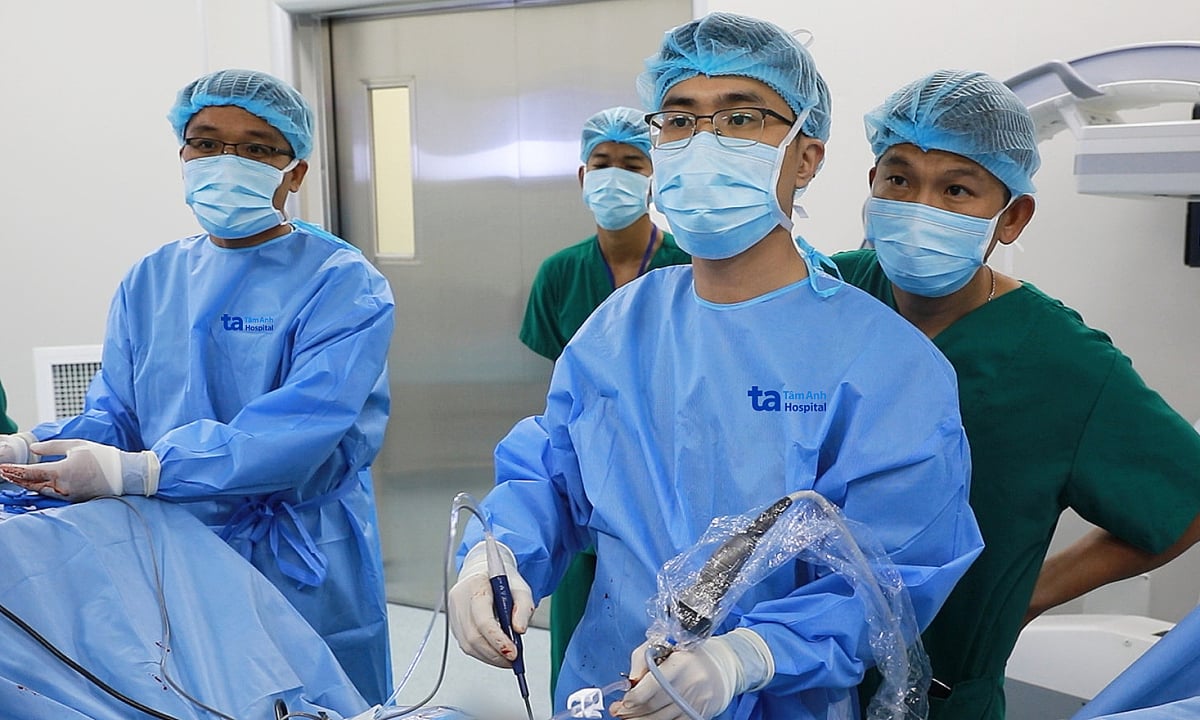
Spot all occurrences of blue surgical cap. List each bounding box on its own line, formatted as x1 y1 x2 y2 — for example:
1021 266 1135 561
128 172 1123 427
636 12 831 142
865 69 1040 196
580 107 652 163
167 69 315 160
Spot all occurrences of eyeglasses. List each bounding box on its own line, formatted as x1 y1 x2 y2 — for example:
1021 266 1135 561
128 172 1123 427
644 107 796 150
183 137 294 161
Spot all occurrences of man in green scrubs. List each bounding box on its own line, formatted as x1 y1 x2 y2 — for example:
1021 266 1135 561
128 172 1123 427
518 106 690 695
834 69 1200 720
520 106 690 361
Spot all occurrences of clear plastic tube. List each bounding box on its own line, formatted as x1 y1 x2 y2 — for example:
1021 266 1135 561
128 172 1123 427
375 493 491 720
643 645 704 720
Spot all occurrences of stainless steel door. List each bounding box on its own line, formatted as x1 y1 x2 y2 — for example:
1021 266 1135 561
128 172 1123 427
328 0 689 608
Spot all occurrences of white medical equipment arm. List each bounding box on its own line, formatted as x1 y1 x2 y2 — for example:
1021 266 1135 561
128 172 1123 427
1004 42 1200 199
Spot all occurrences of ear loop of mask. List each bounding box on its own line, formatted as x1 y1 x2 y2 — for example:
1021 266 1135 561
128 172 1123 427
791 28 816 48
773 107 839 298
787 107 819 221
768 107 813 234
277 157 302 222
788 23 820 221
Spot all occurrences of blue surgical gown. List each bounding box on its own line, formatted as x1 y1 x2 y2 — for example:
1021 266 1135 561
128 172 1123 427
32 220 394 705
1072 601 1200 720
470 266 983 720
0 494 369 719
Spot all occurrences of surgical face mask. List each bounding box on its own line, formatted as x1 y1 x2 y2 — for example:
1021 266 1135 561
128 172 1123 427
650 109 809 260
182 154 296 239
582 167 651 230
864 196 1011 297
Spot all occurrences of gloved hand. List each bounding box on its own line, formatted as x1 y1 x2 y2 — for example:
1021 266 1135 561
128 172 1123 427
0 438 160 501
448 539 535 667
611 628 775 720
0 433 40 465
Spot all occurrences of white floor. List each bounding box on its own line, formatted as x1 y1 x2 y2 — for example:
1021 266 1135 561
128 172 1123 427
384 603 554 720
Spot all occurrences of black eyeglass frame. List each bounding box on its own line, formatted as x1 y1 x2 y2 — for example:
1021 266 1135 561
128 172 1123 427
643 106 798 149
182 137 295 161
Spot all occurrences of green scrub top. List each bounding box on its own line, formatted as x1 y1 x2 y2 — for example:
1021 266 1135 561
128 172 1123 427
834 250 1200 720
0 379 16 435
519 228 689 696
519 230 689 361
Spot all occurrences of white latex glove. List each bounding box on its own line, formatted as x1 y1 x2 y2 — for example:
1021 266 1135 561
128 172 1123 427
0 433 40 465
0 438 160 501
448 540 535 667
611 628 775 720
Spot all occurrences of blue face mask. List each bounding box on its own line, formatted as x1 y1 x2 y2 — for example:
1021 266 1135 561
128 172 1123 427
183 155 296 239
864 196 1010 297
650 109 809 260
582 167 651 230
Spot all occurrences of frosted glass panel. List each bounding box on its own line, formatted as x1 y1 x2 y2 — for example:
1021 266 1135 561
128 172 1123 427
371 85 416 258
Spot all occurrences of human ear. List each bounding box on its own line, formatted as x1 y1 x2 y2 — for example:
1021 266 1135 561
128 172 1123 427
274 161 309 210
995 194 1035 245
792 137 825 188
287 160 309 192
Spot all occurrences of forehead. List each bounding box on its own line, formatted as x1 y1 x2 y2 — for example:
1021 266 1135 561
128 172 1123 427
184 105 286 142
660 75 788 113
879 144 998 181
587 141 649 164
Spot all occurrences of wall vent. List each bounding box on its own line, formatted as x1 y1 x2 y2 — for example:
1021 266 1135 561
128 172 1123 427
33 345 103 424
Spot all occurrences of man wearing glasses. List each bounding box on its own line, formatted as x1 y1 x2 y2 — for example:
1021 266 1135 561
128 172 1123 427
0 69 395 705
447 13 982 720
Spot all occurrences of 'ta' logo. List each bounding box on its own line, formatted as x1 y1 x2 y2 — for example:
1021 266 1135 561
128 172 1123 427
221 314 245 331
747 385 782 412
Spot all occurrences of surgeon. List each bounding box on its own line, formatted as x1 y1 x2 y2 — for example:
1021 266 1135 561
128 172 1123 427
446 13 984 720
520 106 690 697
0 69 395 705
831 69 1200 720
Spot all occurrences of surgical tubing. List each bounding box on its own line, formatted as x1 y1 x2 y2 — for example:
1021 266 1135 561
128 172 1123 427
645 490 930 720
644 644 704 720
376 492 491 720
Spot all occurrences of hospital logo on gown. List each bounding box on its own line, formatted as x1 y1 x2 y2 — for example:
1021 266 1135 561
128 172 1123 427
747 386 828 413
221 313 276 333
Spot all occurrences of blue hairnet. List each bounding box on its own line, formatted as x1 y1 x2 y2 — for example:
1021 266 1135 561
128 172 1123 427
168 69 314 160
865 69 1040 196
580 107 651 163
636 12 831 142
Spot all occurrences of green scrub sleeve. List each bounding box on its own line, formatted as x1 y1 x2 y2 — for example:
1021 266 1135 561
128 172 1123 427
520 267 568 361
1066 351 1200 554
0 380 17 434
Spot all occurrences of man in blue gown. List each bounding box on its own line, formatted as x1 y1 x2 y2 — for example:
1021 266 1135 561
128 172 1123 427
0 69 394 705
444 12 984 720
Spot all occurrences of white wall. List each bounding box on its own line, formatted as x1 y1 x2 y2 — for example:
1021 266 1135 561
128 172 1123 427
2 0 1198 618
0 0 283 426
